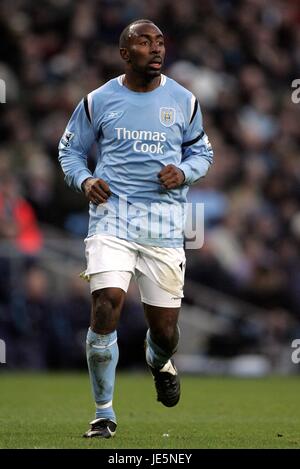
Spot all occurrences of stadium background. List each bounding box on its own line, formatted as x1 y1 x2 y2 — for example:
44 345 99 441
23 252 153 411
0 0 300 378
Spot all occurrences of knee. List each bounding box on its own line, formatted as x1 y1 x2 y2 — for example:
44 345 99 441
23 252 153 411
93 290 114 316
151 323 179 353
91 289 123 334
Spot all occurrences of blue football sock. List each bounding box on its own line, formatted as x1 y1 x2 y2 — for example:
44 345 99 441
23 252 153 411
145 327 179 369
86 328 118 423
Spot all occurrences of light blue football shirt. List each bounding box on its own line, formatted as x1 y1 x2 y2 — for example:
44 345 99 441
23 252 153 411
58 74 213 247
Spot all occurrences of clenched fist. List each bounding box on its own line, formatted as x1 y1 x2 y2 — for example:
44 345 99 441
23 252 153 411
158 164 185 190
82 177 112 204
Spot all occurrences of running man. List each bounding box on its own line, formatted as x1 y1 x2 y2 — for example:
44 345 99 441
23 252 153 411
58 19 213 439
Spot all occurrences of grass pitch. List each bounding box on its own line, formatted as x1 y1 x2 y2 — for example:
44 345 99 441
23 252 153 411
0 372 299 449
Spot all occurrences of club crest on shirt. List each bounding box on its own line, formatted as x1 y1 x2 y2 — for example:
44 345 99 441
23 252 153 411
159 107 176 127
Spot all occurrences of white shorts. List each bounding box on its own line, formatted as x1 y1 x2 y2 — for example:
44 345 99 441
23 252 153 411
82 234 186 308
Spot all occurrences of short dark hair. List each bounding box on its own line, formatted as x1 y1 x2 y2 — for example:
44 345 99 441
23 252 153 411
119 19 155 49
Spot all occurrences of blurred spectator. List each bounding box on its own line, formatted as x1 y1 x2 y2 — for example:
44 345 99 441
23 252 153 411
0 174 43 255
48 274 90 369
6 265 52 369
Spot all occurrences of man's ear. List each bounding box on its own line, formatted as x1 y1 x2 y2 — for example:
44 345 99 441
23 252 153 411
120 48 130 62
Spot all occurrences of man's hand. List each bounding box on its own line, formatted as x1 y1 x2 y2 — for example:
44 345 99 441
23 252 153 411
82 177 112 204
158 165 185 190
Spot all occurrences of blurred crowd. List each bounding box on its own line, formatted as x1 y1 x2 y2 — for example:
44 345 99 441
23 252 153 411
0 0 300 369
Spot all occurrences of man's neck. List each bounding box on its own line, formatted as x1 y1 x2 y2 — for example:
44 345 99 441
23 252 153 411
123 72 161 92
